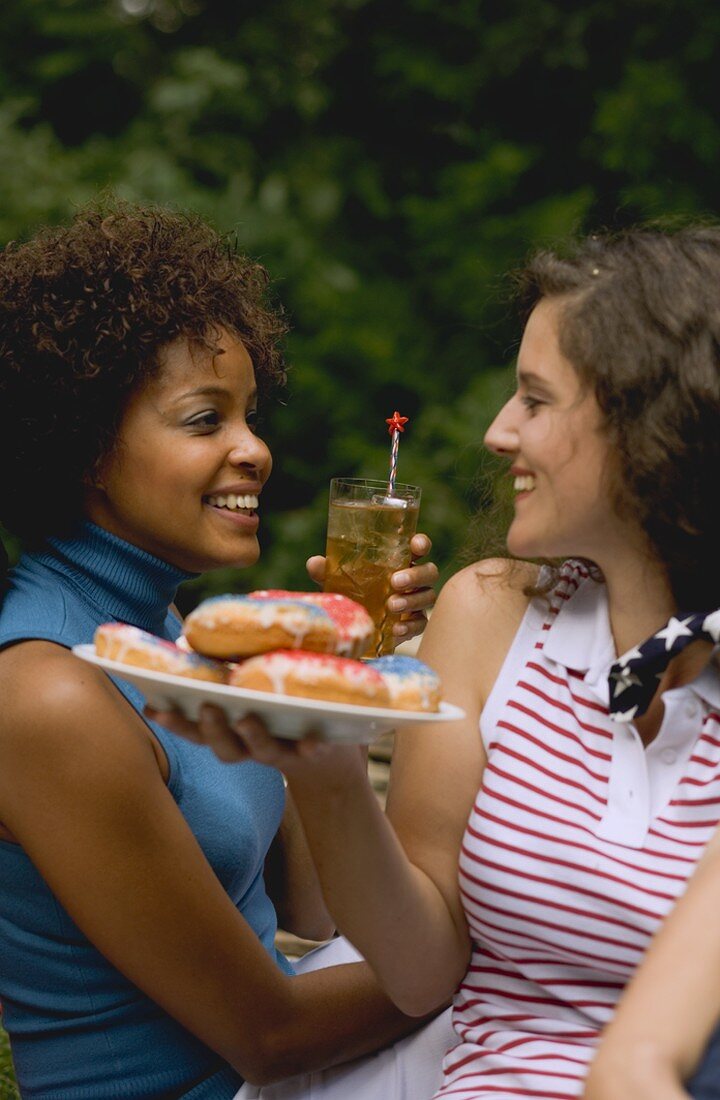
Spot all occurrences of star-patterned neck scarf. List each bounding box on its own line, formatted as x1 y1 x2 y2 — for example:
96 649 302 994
608 610 720 723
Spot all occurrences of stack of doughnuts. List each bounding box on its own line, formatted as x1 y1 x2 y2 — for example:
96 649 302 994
94 592 442 712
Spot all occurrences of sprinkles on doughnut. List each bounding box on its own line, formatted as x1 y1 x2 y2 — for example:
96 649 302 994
95 624 228 683
366 655 441 712
229 650 391 708
252 591 374 658
183 594 338 660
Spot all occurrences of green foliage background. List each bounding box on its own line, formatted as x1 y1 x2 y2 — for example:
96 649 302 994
3 0 719 606
1 0 720 1087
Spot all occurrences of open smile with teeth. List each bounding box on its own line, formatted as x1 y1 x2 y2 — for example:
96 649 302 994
205 493 259 512
513 475 536 493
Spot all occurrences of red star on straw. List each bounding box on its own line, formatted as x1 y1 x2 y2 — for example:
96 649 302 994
386 411 409 435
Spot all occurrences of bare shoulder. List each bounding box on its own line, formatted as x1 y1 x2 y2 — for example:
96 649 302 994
417 558 538 707
442 556 537 604
426 557 538 643
0 640 158 771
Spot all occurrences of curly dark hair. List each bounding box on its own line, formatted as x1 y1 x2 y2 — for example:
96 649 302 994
514 225 720 610
0 199 287 545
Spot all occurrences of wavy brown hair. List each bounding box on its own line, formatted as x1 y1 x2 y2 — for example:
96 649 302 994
0 199 287 546
490 225 720 609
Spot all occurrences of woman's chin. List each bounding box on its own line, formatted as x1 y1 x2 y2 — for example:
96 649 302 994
186 538 261 574
506 527 539 560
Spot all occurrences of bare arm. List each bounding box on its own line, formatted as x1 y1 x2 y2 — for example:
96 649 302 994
263 788 335 941
584 831 720 1100
205 560 533 1015
0 643 430 1086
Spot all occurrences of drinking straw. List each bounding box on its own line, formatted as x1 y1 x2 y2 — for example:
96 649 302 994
385 411 409 497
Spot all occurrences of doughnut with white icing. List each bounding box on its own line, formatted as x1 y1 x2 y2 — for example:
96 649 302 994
95 623 228 683
229 649 391 708
184 595 338 660
252 590 374 658
366 655 441 712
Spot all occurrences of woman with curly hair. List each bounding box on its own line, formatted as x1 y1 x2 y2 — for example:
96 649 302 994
0 201 450 1100
172 226 720 1099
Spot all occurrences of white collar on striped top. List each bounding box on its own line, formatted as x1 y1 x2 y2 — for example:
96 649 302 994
541 572 720 714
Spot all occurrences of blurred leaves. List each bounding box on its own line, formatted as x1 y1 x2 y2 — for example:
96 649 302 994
1 0 719 600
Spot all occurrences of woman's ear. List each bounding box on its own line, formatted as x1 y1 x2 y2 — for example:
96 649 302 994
83 447 113 492
82 470 105 492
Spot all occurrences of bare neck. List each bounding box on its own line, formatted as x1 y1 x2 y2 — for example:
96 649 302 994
601 552 676 658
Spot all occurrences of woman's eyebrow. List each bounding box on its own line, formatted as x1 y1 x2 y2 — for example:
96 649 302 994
172 385 258 403
516 368 552 390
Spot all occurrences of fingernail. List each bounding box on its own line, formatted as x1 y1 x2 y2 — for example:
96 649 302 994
394 624 408 636
393 572 409 588
389 597 407 612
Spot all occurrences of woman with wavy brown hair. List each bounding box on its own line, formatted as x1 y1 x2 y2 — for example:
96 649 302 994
0 201 448 1100
170 225 720 1099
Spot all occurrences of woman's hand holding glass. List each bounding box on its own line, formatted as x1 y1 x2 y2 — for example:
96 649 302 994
307 532 437 643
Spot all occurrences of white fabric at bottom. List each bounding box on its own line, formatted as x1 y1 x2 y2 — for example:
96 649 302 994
234 937 456 1100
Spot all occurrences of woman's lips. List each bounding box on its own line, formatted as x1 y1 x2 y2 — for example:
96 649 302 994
205 502 259 530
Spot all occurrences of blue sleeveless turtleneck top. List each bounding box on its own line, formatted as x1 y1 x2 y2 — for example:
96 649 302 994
0 523 293 1100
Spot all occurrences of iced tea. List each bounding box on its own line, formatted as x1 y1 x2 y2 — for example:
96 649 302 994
324 479 421 656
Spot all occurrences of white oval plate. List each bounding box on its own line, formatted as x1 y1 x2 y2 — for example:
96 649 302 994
72 644 466 744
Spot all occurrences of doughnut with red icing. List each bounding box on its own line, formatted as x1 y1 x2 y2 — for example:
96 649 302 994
366 655 441 712
228 649 390 708
184 595 338 660
252 590 373 658
94 623 228 683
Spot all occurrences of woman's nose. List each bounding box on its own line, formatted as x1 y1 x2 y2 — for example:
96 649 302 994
484 398 519 456
227 429 272 478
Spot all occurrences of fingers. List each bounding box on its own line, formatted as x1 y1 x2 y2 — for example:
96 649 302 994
200 704 254 763
305 555 326 586
387 555 438 644
388 584 436 616
409 532 432 559
144 702 322 768
235 718 326 768
391 560 438 596
145 702 252 763
144 705 205 744
393 611 428 640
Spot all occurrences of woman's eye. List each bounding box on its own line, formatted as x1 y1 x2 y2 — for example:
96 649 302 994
186 410 220 430
520 394 543 412
246 409 263 433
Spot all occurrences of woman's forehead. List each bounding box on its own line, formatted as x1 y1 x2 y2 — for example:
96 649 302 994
154 331 255 394
518 300 577 383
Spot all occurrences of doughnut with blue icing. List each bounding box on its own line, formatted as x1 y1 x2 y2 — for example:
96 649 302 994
252 590 374 658
366 655 441 712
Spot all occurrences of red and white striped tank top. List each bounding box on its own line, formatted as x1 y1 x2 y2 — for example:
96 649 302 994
435 561 720 1099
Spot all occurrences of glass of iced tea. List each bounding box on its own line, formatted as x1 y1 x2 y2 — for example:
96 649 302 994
324 478 422 657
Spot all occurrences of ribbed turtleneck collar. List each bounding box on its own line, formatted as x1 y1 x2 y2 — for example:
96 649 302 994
32 522 197 636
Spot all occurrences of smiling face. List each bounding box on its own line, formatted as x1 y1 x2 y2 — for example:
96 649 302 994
84 330 272 573
484 297 643 566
